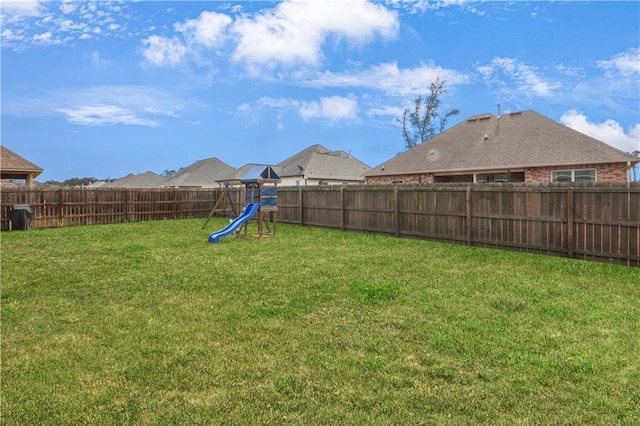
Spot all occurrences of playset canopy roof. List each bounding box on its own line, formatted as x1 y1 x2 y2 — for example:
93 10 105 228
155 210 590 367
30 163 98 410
240 166 281 184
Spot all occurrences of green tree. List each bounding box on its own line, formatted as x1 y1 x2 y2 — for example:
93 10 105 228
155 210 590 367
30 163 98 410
161 169 177 178
398 77 459 150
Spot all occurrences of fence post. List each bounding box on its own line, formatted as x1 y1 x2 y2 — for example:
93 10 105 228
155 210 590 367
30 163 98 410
394 186 400 237
173 188 179 220
123 189 129 223
340 186 345 230
298 187 303 225
58 188 64 228
466 186 472 245
567 188 574 258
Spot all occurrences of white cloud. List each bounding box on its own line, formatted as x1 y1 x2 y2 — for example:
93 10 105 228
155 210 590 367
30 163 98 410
174 10 231 48
232 0 398 70
141 35 187 67
3 85 193 127
1 28 23 42
59 0 77 15
597 47 640 76
246 94 359 123
560 110 640 153
298 95 359 122
0 0 43 18
258 97 294 109
367 105 404 118
89 51 108 67
1 0 127 50
386 0 484 16
56 104 160 127
32 31 55 45
478 57 560 98
306 61 469 95
142 10 231 67
140 1 397 71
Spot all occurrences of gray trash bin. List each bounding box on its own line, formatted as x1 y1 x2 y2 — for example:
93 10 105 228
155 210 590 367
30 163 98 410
9 204 33 230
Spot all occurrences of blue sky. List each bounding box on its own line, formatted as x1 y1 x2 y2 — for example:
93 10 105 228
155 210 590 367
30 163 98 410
2 0 639 182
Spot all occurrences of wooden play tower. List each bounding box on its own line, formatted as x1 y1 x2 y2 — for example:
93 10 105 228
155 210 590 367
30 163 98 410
239 166 280 238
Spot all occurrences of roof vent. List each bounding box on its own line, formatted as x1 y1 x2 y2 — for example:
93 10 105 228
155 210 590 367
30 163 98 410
483 134 488 140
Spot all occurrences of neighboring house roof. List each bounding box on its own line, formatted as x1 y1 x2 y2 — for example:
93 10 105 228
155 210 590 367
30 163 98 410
277 144 370 181
161 157 235 187
103 171 165 188
366 110 639 177
0 145 43 180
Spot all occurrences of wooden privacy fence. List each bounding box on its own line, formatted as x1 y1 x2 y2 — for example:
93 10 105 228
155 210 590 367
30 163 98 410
2 184 639 266
0 187 240 230
277 184 640 266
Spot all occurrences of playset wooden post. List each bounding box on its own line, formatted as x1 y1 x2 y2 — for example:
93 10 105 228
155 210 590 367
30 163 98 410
201 183 238 230
239 166 280 238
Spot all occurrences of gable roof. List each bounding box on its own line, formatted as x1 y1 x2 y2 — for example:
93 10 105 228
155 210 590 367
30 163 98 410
161 157 235 187
103 171 165 188
240 165 281 183
277 144 370 181
366 110 638 177
216 163 270 184
277 144 331 176
0 145 43 179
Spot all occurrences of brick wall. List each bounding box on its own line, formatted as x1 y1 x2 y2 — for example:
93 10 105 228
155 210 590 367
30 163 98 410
366 162 631 185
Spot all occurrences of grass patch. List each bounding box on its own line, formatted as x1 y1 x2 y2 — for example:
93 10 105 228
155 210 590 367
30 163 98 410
2 219 639 424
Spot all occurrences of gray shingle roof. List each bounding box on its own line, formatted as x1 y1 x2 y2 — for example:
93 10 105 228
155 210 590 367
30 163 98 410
277 144 330 176
161 157 235 187
277 144 370 181
103 171 165 188
366 110 638 177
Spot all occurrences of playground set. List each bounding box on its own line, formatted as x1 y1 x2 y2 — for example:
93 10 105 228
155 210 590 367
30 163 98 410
205 166 280 243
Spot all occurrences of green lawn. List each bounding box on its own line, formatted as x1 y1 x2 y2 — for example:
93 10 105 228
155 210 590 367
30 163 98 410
1 219 639 425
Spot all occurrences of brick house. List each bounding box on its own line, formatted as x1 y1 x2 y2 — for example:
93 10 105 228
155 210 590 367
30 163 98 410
365 110 638 185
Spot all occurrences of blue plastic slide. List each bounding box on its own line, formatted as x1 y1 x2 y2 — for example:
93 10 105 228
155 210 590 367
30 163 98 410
208 203 260 243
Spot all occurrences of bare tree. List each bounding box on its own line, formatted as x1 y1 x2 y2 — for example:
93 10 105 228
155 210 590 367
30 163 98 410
398 77 459 150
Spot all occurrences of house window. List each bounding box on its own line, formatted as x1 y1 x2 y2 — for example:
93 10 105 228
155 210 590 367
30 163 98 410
551 169 596 183
475 173 511 183
434 174 473 183
574 169 596 182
